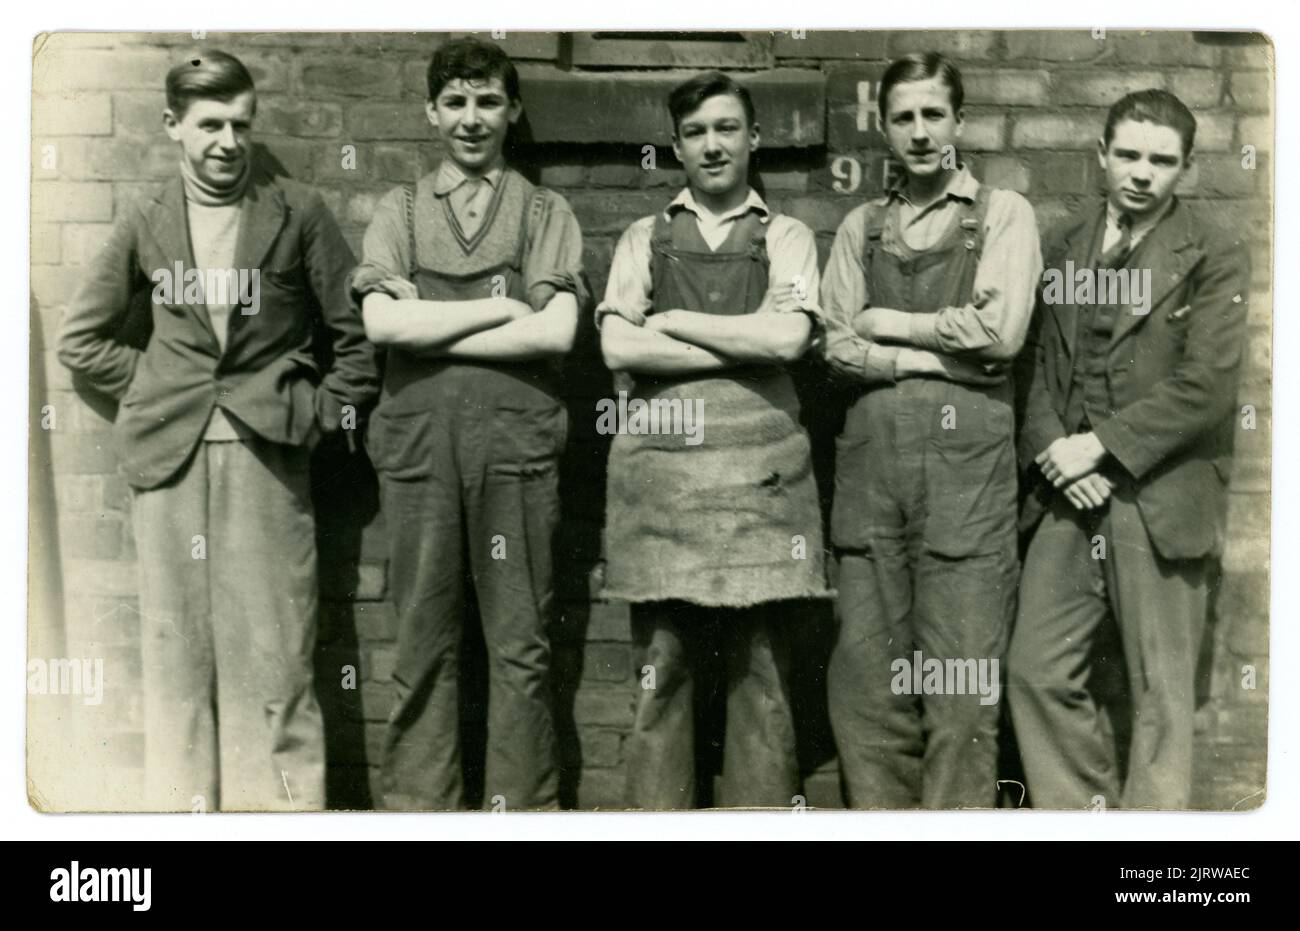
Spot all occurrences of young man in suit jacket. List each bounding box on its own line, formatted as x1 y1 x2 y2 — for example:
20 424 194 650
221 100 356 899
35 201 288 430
1009 89 1251 809
58 50 379 811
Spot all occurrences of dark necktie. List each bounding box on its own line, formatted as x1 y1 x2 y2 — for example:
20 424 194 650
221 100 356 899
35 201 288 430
1101 211 1133 268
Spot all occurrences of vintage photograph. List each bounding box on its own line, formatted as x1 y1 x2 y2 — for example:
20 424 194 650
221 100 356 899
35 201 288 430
27 28 1273 813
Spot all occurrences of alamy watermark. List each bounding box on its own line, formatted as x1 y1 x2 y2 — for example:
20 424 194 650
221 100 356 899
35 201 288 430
1041 262 1152 316
890 650 1000 706
151 263 261 315
595 391 704 446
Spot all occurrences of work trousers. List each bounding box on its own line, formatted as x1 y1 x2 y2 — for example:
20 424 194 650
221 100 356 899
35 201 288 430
624 600 801 809
133 437 324 812
1008 488 1207 810
373 386 564 811
827 379 1018 809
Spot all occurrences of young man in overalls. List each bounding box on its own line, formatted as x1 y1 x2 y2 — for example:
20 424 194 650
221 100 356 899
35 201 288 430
351 37 585 811
58 50 379 810
599 71 831 809
1009 90 1250 809
820 53 1043 808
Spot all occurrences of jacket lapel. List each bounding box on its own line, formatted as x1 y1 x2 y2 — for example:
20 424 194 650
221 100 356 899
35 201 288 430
1109 198 1203 349
1046 205 1105 361
141 176 219 348
232 167 288 275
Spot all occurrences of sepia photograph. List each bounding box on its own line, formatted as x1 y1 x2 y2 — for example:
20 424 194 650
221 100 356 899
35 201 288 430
26 25 1273 817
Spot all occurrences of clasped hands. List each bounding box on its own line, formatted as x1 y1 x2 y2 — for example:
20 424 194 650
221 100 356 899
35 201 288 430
1036 433 1113 511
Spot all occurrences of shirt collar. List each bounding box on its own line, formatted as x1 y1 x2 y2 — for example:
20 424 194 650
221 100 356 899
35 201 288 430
666 186 771 225
887 163 980 207
1106 196 1174 244
433 159 504 197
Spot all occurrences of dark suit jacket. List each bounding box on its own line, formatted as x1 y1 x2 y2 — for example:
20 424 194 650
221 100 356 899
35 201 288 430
1016 197 1251 560
58 162 380 490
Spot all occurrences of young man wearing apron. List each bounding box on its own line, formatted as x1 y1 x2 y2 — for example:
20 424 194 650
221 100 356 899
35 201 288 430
351 38 585 810
599 71 831 809
820 53 1043 808
58 51 379 810
1009 90 1250 809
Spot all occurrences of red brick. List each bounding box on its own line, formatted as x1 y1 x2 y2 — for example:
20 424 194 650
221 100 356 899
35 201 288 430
961 112 1006 152
354 601 397 641
1109 31 1219 67
353 682 395 722
298 58 402 99
887 30 998 61
568 192 666 236
33 92 113 136
31 266 79 308
583 644 631 683
254 98 344 138
587 162 644 189
32 223 61 265
345 102 432 141
521 67 824 148
578 729 623 768
1230 72 1272 114
575 766 626 809
582 601 631 642
573 687 634 728
1237 116 1271 153
362 645 397 683
1024 152 1092 196
964 69 1051 106
774 30 889 61
1182 155 1259 198
31 182 114 223
58 222 114 267
453 31 558 62
111 92 167 136
974 155 1030 195
757 169 808 193
1012 112 1105 150
34 46 172 93
781 196 855 235
1223 36 1274 70
1003 30 1108 63
1053 71 1165 107
1170 71 1225 109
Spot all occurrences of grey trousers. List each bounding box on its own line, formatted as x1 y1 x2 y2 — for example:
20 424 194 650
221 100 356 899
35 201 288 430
1008 487 1207 810
132 437 324 811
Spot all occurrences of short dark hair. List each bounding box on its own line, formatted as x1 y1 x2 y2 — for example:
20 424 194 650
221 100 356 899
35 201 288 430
1103 89 1197 157
879 52 964 118
426 37 520 102
165 50 256 119
667 71 756 135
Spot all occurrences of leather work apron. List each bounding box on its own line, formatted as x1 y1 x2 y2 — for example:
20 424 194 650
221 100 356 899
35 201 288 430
602 209 830 607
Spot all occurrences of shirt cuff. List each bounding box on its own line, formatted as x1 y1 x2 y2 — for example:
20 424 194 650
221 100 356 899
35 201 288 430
907 312 943 351
863 342 900 383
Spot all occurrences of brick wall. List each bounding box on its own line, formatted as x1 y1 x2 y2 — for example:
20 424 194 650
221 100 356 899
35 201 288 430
29 29 1272 810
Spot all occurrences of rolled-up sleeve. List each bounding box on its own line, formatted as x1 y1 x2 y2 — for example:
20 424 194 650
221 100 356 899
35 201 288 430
905 190 1043 362
348 186 409 304
524 190 587 312
763 216 824 339
820 204 899 385
595 216 655 329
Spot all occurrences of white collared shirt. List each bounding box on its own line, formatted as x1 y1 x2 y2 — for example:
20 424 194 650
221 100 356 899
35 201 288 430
1104 197 1174 254
666 186 770 252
